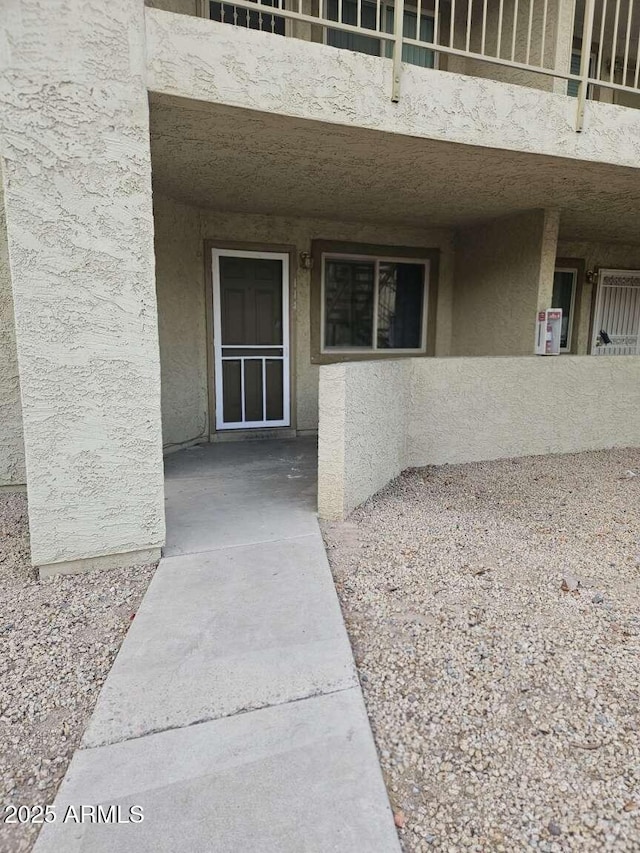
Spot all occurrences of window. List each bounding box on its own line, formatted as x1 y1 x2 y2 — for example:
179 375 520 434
567 48 595 98
322 254 428 352
209 0 285 35
384 6 435 68
552 267 578 351
325 0 381 55
326 1 436 68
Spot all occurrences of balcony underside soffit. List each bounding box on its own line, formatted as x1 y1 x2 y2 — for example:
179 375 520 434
150 93 640 244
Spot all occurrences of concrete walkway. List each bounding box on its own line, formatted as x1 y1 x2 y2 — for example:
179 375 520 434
35 438 400 853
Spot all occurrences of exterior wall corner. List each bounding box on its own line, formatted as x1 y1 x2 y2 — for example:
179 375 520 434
0 164 25 487
0 0 165 567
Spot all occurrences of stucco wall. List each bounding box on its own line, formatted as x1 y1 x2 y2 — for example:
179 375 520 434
452 209 559 356
318 355 640 517
153 193 454 444
154 196 208 447
407 356 640 466
0 0 165 570
318 360 411 519
145 8 640 170
0 170 25 486
557 240 640 355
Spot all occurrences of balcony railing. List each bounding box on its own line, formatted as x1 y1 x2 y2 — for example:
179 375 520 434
190 0 640 128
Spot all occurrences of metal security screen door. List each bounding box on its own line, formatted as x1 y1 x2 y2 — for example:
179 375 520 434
591 269 640 356
213 250 290 429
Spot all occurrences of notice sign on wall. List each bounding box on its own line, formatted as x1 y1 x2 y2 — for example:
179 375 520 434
535 309 563 355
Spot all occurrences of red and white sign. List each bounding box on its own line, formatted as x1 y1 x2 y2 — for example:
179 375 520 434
535 309 563 355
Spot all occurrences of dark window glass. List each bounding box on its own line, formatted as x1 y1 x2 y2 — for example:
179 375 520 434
324 259 375 348
210 0 285 35
568 51 594 99
567 51 581 97
377 262 424 349
384 8 435 67
326 0 380 55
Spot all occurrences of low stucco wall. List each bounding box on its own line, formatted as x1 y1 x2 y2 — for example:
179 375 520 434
318 355 640 518
318 361 411 519
407 356 640 465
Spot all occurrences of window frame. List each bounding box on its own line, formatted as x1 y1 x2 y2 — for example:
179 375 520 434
568 42 597 99
552 266 578 353
310 239 439 364
553 257 585 355
323 0 439 70
320 252 429 354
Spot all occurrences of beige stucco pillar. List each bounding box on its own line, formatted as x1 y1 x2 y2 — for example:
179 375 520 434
451 208 560 356
536 208 561 309
0 0 165 574
0 171 25 488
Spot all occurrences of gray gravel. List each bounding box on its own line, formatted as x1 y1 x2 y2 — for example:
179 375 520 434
323 448 640 853
0 492 156 853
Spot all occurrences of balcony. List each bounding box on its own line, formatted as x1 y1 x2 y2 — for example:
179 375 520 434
148 0 640 124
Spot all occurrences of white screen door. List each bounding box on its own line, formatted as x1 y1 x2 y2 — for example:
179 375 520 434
591 269 640 356
212 249 290 429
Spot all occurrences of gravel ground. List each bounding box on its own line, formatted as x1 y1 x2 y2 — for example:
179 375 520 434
0 492 157 853
322 448 640 853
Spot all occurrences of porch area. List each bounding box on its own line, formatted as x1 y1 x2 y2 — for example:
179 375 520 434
163 437 317 555
34 436 402 852
150 93 640 489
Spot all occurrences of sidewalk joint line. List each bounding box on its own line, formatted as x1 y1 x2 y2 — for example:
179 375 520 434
80 682 358 751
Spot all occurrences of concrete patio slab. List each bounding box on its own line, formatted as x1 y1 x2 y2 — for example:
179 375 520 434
163 437 318 556
163 436 317 483
82 534 357 748
34 690 400 853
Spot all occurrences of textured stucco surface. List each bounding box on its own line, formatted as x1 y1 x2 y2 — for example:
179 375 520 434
145 9 640 172
0 170 25 486
452 209 559 356
153 196 208 447
0 0 165 568
153 194 453 444
318 361 411 519
148 92 640 247
318 356 640 518
407 356 640 466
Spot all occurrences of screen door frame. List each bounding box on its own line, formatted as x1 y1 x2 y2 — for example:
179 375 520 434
212 248 291 430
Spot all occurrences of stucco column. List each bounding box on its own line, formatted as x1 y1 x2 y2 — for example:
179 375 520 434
0 0 165 574
452 208 560 356
536 208 561 309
